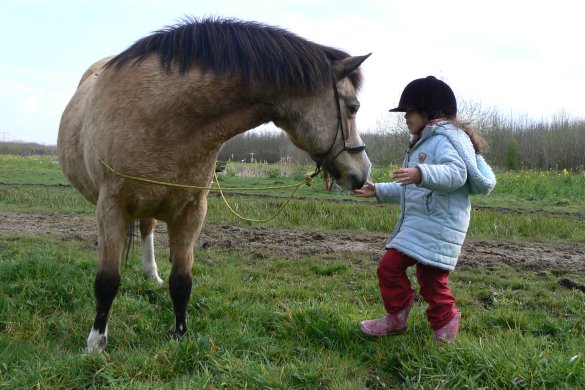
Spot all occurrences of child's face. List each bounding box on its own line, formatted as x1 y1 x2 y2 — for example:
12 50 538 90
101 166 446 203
404 109 426 134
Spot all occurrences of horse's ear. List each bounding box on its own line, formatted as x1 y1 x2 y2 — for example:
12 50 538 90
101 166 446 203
333 53 371 81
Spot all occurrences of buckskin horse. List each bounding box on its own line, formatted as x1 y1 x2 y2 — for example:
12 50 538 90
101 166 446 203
58 17 371 352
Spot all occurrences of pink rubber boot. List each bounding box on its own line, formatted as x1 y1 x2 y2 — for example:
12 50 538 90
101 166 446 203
433 311 461 343
360 294 415 337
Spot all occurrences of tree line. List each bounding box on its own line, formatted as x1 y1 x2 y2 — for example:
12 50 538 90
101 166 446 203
218 102 585 171
0 141 56 156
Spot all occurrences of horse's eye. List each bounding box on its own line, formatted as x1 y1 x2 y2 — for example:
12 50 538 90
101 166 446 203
348 104 360 116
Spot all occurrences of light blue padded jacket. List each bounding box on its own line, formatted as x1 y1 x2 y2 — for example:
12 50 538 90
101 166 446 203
375 121 496 271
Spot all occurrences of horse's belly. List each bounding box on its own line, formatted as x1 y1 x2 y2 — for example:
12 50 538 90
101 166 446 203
127 188 208 223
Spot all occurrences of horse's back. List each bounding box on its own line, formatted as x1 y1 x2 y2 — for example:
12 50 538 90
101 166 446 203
58 56 114 204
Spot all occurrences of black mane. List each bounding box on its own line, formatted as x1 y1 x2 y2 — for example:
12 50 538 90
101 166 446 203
106 17 362 92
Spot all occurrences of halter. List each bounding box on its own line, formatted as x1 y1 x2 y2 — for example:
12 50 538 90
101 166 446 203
311 74 366 178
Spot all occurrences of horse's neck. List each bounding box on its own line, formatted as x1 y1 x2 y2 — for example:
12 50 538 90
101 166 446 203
178 80 281 142
107 62 285 147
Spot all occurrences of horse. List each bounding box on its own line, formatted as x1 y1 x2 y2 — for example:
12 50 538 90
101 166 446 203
57 17 371 352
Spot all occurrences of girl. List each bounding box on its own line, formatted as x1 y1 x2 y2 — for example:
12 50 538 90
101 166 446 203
354 76 496 342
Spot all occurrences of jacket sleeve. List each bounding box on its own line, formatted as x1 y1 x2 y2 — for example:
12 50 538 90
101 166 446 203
417 136 467 192
375 182 401 203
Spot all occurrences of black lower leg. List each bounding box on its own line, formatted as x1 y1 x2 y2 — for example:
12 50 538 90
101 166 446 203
93 271 121 332
169 271 192 338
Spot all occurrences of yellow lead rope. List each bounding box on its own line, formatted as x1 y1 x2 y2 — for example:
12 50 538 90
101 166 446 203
213 171 311 222
84 114 315 222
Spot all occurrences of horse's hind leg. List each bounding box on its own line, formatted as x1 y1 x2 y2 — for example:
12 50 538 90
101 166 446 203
140 218 163 286
167 200 207 337
87 197 131 353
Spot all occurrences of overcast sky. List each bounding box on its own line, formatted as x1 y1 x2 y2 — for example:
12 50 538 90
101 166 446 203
1 0 583 145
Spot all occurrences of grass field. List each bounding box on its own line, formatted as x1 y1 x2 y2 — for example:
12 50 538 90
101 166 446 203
1 155 584 388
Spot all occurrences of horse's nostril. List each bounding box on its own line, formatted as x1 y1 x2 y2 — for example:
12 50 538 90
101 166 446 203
349 174 366 190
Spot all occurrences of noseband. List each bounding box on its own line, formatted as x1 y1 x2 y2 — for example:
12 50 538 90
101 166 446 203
312 74 366 178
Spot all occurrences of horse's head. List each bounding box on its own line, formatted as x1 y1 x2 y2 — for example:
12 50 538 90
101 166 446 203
273 54 372 190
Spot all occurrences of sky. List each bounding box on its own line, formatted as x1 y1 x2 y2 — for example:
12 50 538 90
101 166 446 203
1 0 584 145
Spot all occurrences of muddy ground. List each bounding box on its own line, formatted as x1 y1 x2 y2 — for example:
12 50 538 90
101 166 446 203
1 211 584 278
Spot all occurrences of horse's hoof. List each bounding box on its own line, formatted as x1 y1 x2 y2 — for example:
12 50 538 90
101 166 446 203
171 324 187 340
144 271 164 287
87 327 107 353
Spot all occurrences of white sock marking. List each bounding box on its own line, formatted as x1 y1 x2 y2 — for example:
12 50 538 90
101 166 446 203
142 233 163 286
87 325 108 353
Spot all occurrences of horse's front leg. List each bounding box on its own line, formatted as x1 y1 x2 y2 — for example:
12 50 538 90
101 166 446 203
87 196 131 353
167 199 207 338
140 218 163 286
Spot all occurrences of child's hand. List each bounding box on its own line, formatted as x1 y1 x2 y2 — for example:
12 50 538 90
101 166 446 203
353 179 375 197
392 167 422 186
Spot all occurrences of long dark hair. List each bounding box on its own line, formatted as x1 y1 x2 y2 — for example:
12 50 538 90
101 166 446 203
448 118 488 154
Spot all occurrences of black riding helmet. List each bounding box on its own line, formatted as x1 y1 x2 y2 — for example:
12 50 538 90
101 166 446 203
389 76 457 118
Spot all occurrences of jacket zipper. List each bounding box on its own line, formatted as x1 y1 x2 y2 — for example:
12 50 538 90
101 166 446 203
390 148 411 241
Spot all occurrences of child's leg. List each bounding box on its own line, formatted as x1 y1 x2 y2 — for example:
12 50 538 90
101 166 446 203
377 249 417 313
415 263 458 330
360 249 417 337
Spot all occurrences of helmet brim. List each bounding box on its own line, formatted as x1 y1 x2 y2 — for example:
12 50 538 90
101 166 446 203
388 106 408 112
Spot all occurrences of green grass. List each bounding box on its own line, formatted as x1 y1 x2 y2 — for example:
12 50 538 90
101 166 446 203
0 185 95 214
2 155 584 213
2 155 585 388
0 155 67 186
475 169 585 214
0 236 583 388
371 164 585 214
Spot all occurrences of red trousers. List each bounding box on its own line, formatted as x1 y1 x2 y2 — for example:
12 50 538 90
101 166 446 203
377 248 458 330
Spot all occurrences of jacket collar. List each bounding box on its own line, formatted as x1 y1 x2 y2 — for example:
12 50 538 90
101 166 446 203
408 120 450 151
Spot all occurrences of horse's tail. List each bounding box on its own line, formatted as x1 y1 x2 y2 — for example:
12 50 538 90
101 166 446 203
123 220 139 267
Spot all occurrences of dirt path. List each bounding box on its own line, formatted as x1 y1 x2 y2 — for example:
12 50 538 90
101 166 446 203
2 211 584 275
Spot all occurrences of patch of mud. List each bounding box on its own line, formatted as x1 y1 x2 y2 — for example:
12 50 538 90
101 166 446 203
1 211 584 274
